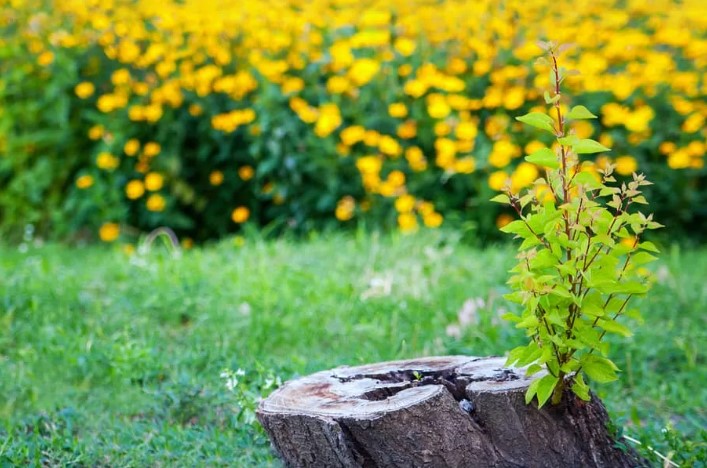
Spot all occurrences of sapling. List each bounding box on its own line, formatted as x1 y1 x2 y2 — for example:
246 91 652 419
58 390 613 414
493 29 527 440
495 42 662 407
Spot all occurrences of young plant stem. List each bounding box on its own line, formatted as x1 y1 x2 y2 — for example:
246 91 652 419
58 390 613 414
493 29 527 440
551 48 572 401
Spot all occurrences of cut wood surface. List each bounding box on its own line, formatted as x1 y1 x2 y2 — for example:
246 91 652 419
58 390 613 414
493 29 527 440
257 356 645 468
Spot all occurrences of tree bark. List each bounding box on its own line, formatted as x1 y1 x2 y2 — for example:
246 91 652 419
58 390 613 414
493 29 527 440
257 356 645 468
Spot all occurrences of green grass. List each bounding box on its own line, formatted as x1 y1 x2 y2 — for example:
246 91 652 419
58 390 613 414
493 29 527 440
1 231 705 466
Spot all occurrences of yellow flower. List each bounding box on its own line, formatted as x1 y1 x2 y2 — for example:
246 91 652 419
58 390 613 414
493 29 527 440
535 184 556 203
687 140 705 157
75 175 94 189
417 201 434 216
395 194 415 212
341 125 366 146
145 172 164 191
88 125 104 141
488 171 510 191
456 122 478 141
405 146 427 171
99 222 120 242
231 206 250 223
326 76 350 94
404 79 427 98
524 140 545 155
397 213 418 232
281 76 304 94
511 162 539 191
124 139 140 156
125 180 145 199
394 37 416 56
379 135 402 157
111 69 131 86
146 194 166 212
335 196 355 221
37 51 54 66
238 165 254 181
496 213 514 229
614 156 638 176
96 93 127 113
447 57 467 75
423 211 443 228
434 122 451 137
682 113 704 133
427 96 451 119
387 170 406 186
388 103 408 118
454 158 476 174
397 120 417 139
363 130 381 147
659 141 676 155
96 152 119 171
398 64 413 77
667 149 691 169
503 87 525 110
488 140 519 168
620 235 637 249
143 142 161 157
75 82 95 99
189 104 203 116
574 120 594 139
210 170 224 186
599 133 614 148
314 103 342 138
348 58 380 87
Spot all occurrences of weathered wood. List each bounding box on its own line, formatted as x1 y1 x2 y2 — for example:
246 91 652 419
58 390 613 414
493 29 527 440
257 356 645 468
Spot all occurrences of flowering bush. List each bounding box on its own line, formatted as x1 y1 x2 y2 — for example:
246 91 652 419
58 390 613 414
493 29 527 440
0 0 705 243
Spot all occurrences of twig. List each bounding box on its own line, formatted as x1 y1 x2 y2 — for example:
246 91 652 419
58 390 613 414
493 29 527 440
622 433 679 467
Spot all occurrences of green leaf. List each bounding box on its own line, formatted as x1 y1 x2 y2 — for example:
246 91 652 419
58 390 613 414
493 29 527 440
615 281 649 294
525 147 559 169
507 343 542 367
519 236 543 250
536 374 559 408
501 312 521 323
516 314 540 329
572 138 611 154
638 241 660 253
543 91 560 104
572 171 601 189
599 187 620 196
516 342 543 366
500 220 530 237
516 112 556 134
557 135 578 146
630 252 658 266
582 292 605 317
530 249 558 270
525 377 541 404
550 288 572 298
490 194 510 204
567 105 598 120
525 363 544 376
571 374 591 401
598 318 633 337
624 308 644 324
503 292 525 304
582 355 619 383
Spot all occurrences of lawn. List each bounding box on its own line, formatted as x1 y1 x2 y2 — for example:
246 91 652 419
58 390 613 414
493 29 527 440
1 231 705 466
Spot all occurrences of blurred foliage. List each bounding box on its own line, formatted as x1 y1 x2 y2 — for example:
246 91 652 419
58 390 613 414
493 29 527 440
0 0 705 244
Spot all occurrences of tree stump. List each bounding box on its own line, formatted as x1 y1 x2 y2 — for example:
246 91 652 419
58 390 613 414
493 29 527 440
256 356 645 467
